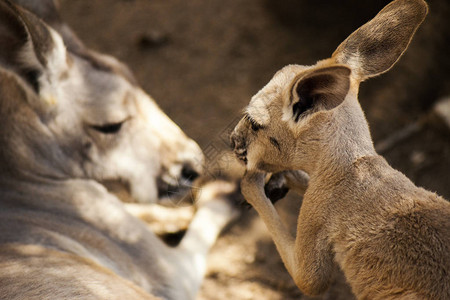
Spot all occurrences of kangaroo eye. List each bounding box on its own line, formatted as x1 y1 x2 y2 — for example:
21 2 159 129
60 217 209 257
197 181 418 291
245 114 262 132
91 122 124 134
251 121 262 132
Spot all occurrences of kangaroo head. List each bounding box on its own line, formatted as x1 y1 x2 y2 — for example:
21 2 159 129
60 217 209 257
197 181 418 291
0 0 203 203
231 0 427 175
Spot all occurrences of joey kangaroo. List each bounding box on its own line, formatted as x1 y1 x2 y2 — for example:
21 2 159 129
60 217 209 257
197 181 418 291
0 0 239 299
231 0 450 299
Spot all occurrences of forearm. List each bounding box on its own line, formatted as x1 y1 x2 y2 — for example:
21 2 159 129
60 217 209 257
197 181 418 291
241 171 296 276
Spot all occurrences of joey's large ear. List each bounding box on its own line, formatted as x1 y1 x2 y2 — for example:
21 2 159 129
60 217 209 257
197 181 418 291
332 0 428 81
0 0 66 92
289 66 351 122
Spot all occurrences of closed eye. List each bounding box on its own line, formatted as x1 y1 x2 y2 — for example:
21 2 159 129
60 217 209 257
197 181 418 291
245 114 263 131
90 121 124 134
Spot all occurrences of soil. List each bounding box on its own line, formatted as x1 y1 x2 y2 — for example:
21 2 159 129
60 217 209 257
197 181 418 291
59 1 450 299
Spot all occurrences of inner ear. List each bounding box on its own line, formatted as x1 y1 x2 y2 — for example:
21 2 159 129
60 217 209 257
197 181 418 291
0 1 55 91
291 66 351 121
13 0 87 55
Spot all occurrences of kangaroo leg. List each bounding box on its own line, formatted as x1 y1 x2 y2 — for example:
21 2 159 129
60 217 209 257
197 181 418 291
169 180 241 299
242 171 333 296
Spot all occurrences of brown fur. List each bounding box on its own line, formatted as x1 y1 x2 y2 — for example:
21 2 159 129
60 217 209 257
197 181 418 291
231 0 450 299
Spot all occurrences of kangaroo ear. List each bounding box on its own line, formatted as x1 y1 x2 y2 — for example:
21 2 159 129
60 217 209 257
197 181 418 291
332 0 428 81
0 0 66 93
10 0 61 25
11 0 86 54
290 66 351 122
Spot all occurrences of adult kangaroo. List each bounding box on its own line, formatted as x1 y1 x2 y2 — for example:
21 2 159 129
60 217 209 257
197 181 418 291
0 0 238 299
231 0 450 299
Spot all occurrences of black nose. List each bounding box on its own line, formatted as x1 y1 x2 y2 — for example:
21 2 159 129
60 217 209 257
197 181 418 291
230 133 245 151
230 135 236 149
181 164 200 182
230 132 242 150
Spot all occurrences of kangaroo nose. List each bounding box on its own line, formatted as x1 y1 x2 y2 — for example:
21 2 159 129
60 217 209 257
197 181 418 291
230 132 245 151
230 133 236 149
181 164 200 182
230 131 248 164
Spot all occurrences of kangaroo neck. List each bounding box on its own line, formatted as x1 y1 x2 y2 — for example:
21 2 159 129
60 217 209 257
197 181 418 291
311 100 374 175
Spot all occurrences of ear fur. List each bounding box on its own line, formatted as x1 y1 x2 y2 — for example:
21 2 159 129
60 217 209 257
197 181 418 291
290 65 351 122
0 0 58 91
332 0 428 81
11 0 61 25
11 0 86 54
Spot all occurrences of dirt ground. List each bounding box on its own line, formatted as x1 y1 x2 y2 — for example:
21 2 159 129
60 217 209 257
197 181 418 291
59 1 450 299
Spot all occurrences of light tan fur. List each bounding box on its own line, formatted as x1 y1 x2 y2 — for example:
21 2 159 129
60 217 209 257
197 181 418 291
0 1 239 299
231 0 450 299
125 204 195 235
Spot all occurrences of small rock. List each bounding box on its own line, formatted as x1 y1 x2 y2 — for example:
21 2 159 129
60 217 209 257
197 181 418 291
410 151 426 166
136 30 169 49
432 97 450 131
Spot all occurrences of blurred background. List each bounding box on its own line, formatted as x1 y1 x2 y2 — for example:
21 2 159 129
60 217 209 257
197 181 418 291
59 1 449 299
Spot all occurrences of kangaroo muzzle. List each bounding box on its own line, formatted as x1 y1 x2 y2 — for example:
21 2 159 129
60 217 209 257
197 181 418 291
230 121 249 164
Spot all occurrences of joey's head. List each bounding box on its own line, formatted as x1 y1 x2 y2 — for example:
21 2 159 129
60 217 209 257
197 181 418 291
231 0 428 174
231 64 352 173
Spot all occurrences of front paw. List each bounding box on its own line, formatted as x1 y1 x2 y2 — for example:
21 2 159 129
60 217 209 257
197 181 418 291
264 172 290 205
241 171 266 205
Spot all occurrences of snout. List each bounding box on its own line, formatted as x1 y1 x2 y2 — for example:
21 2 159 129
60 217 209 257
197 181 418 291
157 138 204 199
230 120 248 164
157 162 201 200
181 139 205 179
180 163 200 182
